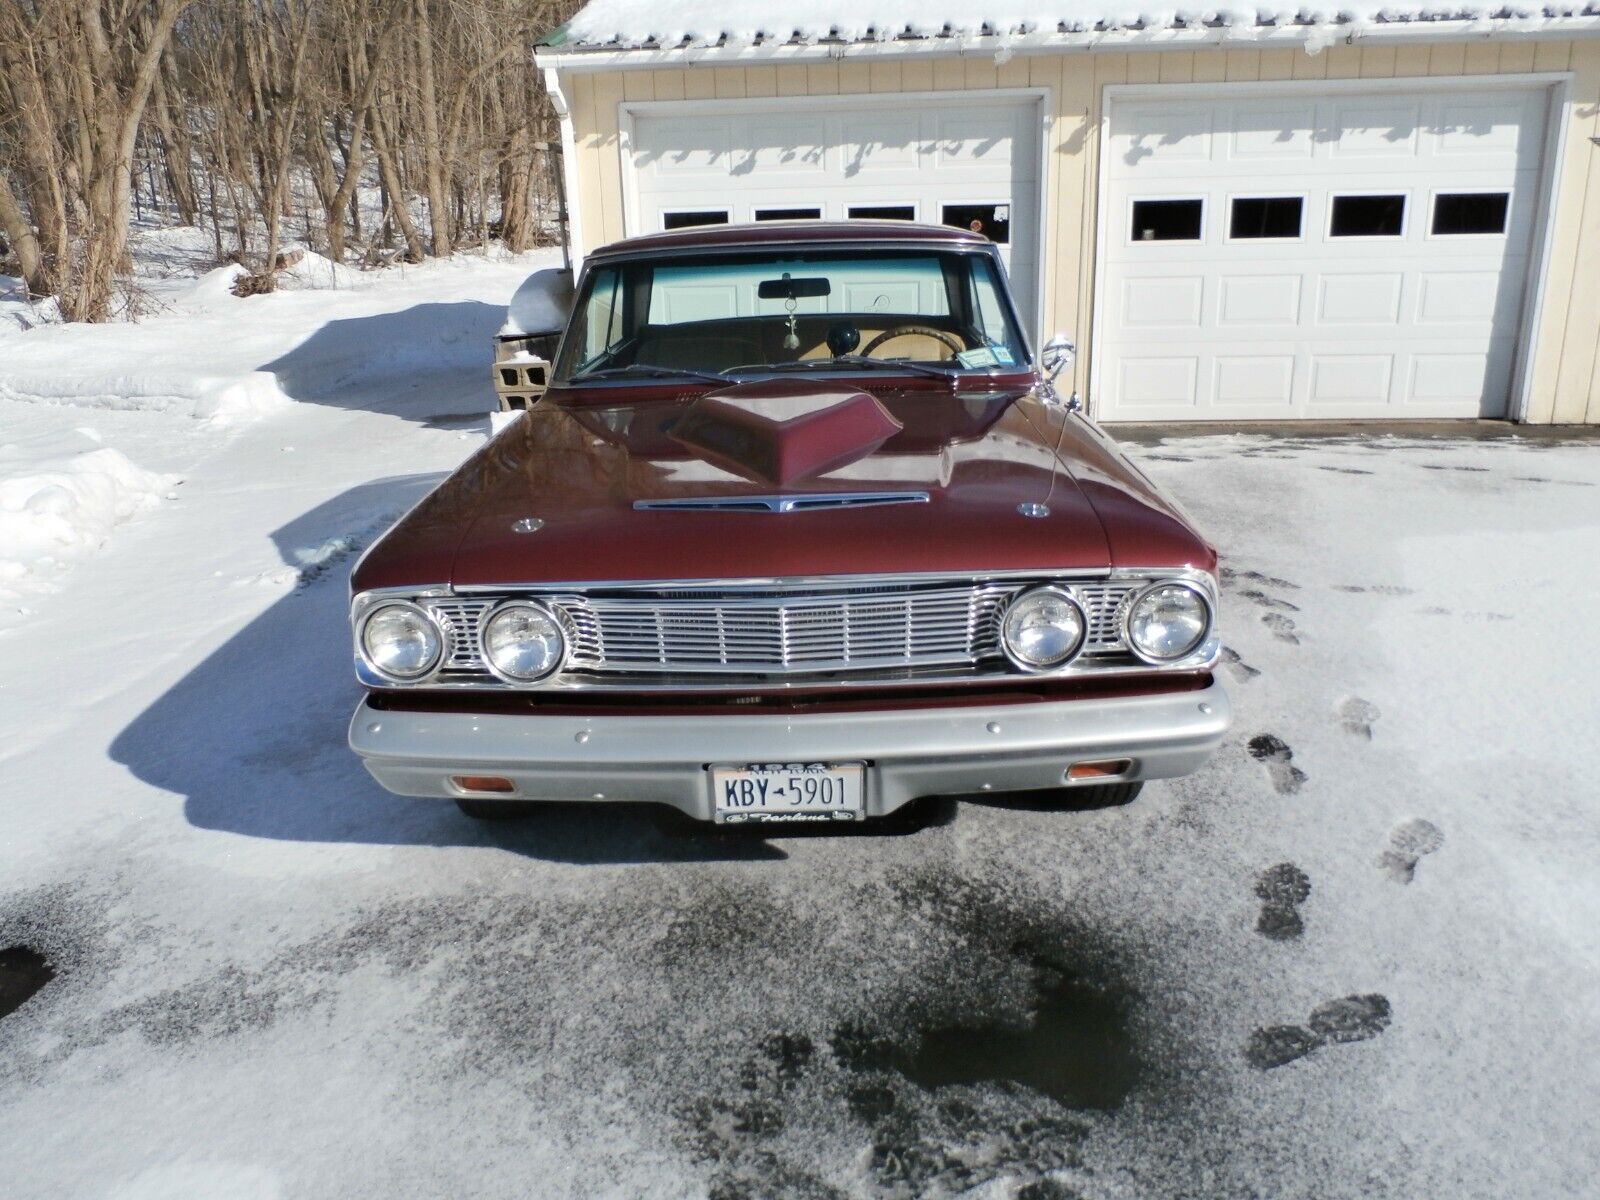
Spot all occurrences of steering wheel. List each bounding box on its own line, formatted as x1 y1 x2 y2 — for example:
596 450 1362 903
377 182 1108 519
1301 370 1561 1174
859 325 965 360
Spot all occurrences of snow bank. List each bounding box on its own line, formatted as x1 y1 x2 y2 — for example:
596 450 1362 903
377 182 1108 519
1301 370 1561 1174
0 370 287 425
564 0 1599 46
501 267 574 337
0 275 61 333
276 249 359 292
0 447 180 604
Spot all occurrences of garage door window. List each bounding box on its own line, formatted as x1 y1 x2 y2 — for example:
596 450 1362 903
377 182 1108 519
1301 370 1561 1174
1131 198 1203 243
1329 194 1405 238
850 204 916 221
754 206 822 221
943 203 1010 244
662 209 730 231
1229 196 1303 240
1431 192 1510 236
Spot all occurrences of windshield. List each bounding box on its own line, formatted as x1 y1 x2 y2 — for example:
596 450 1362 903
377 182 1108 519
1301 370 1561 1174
554 248 1029 383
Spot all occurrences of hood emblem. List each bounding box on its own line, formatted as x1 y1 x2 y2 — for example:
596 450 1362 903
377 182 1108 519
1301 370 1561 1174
1017 502 1050 519
511 517 545 533
668 382 903 487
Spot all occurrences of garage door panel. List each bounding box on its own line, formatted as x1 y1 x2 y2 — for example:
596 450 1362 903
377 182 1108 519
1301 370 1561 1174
1215 356 1296 405
1117 357 1200 408
1315 274 1406 326
1112 107 1212 165
1225 104 1317 160
838 112 921 172
1416 270 1511 324
1098 84 1547 421
1328 100 1423 158
1121 277 1204 327
1218 275 1302 326
1308 355 1396 406
933 110 1016 168
1433 96 1540 159
1409 352 1494 403
640 119 731 176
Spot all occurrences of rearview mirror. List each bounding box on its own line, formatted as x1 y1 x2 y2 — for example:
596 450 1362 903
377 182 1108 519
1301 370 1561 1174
1042 333 1076 382
758 274 831 300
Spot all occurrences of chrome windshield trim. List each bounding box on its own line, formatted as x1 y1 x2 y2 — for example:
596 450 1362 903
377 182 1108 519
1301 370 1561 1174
633 491 930 514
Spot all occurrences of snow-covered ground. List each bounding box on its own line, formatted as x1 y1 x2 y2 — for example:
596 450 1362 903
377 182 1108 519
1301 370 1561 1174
2 248 1599 1199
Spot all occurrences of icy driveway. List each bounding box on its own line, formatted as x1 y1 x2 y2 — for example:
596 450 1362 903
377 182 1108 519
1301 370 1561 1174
4 365 1600 1195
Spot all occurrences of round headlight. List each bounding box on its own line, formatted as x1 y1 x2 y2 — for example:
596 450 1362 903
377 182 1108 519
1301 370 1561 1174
1002 586 1087 672
1126 581 1211 663
360 602 443 680
482 602 567 683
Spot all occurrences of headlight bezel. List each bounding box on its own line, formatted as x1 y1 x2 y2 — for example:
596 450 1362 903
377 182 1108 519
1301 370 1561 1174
1000 584 1090 674
1123 578 1213 665
356 599 445 683
479 599 570 686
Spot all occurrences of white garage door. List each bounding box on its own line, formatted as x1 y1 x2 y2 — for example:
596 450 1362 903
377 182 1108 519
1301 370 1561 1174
1096 85 1552 421
627 97 1040 328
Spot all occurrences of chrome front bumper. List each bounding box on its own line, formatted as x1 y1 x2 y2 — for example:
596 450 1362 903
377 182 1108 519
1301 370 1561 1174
349 681 1230 819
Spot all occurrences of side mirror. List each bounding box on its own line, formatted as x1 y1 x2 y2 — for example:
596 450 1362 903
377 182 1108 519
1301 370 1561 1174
1041 333 1076 382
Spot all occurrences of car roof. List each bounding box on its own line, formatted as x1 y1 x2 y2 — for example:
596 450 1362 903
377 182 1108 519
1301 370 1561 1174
589 219 991 257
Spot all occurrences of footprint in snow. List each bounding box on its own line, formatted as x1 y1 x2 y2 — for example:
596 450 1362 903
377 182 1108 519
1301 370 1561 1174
1309 994 1393 1043
1240 589 1301 613
1220 646 1260 682
1248 734 1307 795
1339 698 1380 739
1220 567 1301 592
1245 994 1392 1070
1378 819 1444 884
1254 863 1311 941
1262 613 1301 644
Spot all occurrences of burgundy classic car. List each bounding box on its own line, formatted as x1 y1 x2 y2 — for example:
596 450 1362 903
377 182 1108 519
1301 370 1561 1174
348 221 1229 823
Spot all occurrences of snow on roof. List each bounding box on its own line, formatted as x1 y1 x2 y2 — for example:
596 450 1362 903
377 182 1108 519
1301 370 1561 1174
555 1 1600 50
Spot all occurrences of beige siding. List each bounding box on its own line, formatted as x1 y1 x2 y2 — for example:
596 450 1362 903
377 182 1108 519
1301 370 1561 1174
561 41 1600 423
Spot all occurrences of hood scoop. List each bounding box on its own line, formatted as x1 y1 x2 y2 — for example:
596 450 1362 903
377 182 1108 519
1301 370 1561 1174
667 379 903 486
636 491 929 514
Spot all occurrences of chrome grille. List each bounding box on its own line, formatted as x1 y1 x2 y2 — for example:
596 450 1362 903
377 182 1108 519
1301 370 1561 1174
423 579 1140 680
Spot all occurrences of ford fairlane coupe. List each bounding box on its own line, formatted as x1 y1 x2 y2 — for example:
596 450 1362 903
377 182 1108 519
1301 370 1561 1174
348 221 1229 823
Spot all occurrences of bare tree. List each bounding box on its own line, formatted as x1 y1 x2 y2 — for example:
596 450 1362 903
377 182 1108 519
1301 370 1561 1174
0 0 577 320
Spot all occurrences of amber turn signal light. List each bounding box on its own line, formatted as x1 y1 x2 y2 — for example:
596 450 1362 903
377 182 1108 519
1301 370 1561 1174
1067 759 1132 780
450 775 515 794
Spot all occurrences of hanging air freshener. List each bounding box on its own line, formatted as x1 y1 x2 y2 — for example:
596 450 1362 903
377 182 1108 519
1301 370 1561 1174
783 294 801 351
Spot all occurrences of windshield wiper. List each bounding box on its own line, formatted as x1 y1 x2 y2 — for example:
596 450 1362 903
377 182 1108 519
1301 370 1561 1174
725 356 958 382
571 364 730 386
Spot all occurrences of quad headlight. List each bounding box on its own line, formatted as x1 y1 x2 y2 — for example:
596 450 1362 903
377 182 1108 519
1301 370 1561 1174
1125 581 1212 664
1001 586 1088 672
358 601 443 681
481 601 567 683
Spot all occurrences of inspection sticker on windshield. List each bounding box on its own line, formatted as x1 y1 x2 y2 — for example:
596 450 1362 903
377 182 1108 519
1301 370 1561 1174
711 762 865 823
957 347 999 369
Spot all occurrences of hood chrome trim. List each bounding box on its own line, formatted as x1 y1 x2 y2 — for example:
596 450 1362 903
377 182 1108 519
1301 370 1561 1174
633 491 929 514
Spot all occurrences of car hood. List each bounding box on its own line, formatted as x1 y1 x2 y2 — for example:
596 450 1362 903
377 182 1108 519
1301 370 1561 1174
364 380 1112 589
432 382 1113 588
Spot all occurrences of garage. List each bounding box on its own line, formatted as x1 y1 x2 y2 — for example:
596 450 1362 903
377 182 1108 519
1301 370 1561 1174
1094 82 1556 421
624 95 1042 328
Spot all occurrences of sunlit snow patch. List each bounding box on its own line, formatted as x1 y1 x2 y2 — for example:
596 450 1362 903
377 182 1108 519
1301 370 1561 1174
0 447 181 605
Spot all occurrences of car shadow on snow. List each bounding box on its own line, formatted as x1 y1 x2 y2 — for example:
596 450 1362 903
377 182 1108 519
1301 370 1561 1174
107 476 791 864
257 301 505 424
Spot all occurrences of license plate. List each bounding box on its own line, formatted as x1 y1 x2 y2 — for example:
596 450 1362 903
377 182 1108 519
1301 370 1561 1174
710 762 865 824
